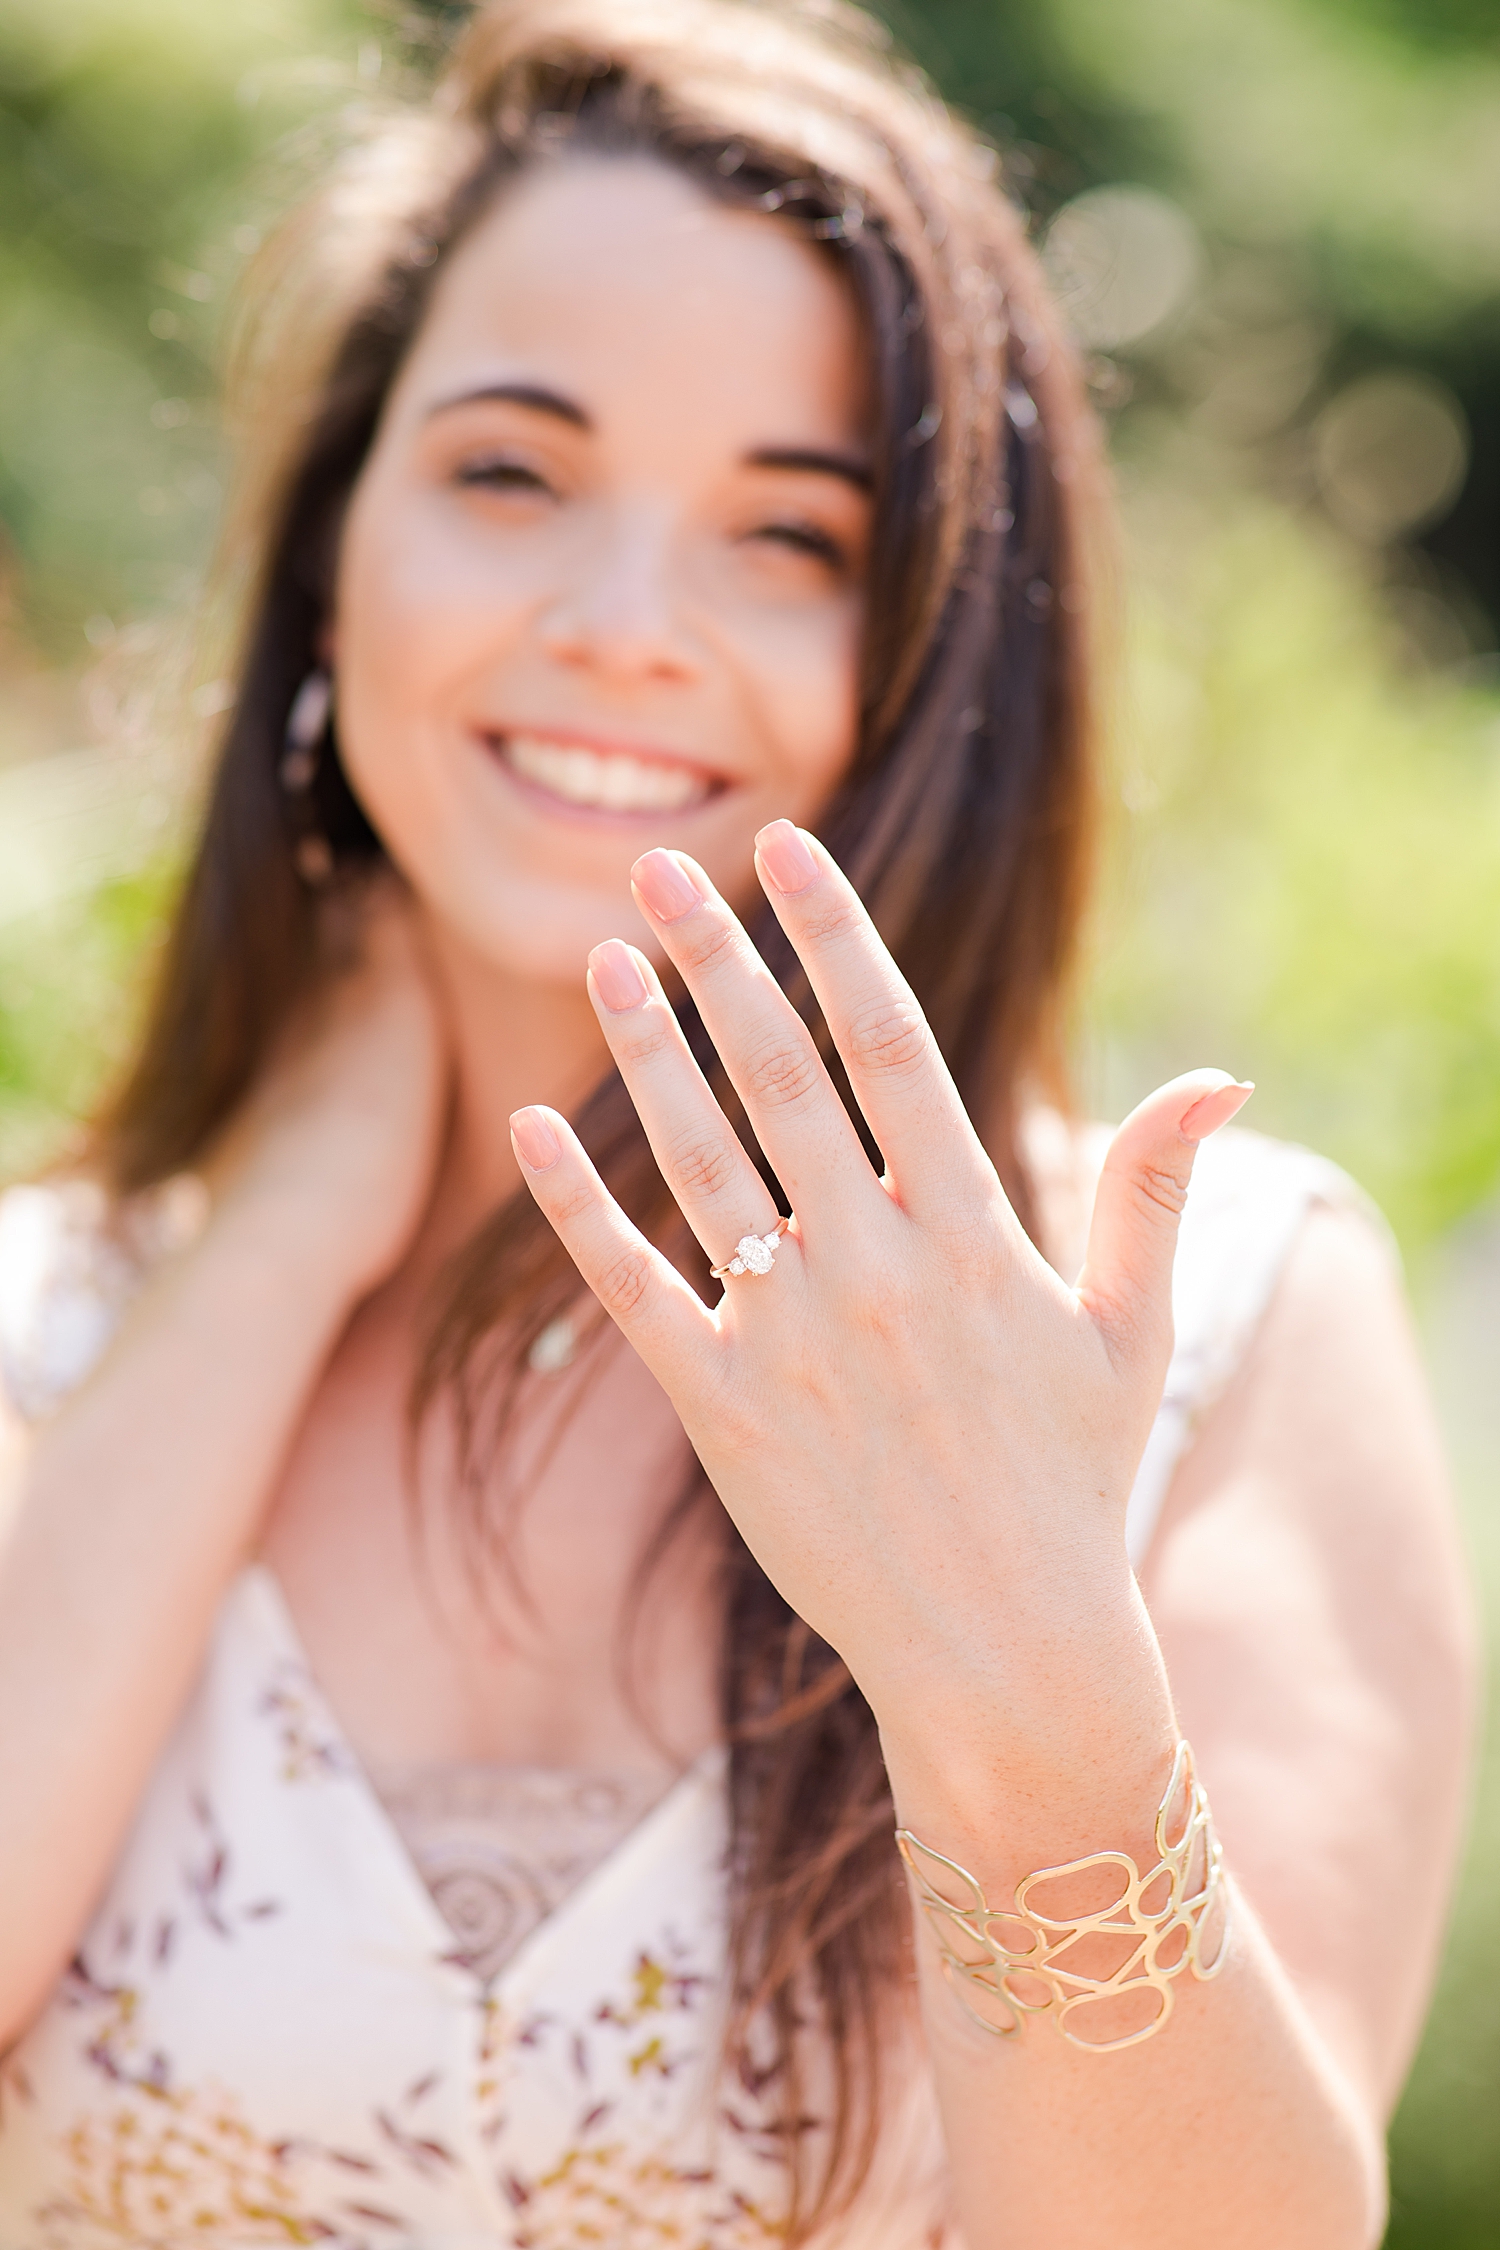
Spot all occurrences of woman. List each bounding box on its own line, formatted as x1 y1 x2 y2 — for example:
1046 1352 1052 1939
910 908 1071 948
0 2 1474 2244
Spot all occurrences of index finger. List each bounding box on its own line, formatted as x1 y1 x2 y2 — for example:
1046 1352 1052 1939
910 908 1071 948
752 821 1007 1232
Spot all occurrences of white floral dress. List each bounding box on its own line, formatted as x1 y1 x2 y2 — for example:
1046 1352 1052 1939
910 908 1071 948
0 1132 1370 2250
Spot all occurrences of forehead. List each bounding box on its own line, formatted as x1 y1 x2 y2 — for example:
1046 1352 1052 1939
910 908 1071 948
390 154 869 453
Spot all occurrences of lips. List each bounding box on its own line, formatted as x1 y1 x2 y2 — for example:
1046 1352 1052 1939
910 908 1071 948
493 732 720 816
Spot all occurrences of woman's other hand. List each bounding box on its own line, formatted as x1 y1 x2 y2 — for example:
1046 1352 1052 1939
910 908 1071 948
204 880 452 1307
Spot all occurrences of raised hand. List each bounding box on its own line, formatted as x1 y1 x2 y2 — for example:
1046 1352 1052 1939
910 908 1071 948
510 822 1249 1762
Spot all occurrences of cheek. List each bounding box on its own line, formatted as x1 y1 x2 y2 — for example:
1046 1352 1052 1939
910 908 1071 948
330 481 525 843
336 485 445 743
728 594 864 812
336 485 514 713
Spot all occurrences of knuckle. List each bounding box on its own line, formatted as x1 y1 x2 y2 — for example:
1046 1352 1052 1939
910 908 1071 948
925 1200 1006 1271
844 994 931 1081
846 1273 926 1347
1130 1161 1191 1223
677 913 740 979
550 1175 602 1232
743 1033 822 1113
666 1129 743 1202
614 1014 675 1069
595 1243 655 1320
797 891 861 951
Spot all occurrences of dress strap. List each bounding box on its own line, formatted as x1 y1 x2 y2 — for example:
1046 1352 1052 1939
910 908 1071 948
1124 1128 1392 1567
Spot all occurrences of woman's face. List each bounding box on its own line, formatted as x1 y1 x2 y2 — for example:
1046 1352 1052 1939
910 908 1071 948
334 155 873 984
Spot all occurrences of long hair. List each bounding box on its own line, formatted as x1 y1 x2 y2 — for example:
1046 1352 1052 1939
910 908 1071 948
91 1 1108 2230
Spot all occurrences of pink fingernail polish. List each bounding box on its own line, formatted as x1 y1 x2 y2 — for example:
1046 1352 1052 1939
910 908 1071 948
1179 1080 1255 1143
510 1107 561 1169
590 939 649 1013
755 819 818 895
631 848 703 923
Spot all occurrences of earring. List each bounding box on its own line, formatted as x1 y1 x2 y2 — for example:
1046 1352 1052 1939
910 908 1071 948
280 668 335 886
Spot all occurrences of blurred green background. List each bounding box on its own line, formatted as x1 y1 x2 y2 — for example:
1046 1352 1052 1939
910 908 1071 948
1 1 1497 2235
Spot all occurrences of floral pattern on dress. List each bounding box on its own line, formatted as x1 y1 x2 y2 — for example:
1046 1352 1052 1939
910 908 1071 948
3 1142 1339 2249
7 1829 418 2250
483 1941 789 2250
504 2145 784 2250
258 1662 357 1787
10 1900 791 2250
17 1963 417 2249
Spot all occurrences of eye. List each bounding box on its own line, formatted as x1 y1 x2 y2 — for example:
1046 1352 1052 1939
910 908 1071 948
452 455 555 496
747 519 848 570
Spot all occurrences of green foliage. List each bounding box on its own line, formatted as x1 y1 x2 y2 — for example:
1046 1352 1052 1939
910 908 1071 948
0 0 359 648
1051 0 1500 332
1093 426 1500 1252
0 864 175 1179
0 4 1498 2243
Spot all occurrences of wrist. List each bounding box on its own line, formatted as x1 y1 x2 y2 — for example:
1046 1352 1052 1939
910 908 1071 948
199 1168 382 1322
867 1572 1179 1885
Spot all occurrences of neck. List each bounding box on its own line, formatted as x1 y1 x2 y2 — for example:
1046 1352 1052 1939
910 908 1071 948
421 918 611 1258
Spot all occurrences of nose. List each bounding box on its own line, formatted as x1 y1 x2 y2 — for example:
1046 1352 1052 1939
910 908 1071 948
537 503 701 686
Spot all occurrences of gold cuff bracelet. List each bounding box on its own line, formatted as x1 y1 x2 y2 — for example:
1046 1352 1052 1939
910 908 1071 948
896 1738 1231 2052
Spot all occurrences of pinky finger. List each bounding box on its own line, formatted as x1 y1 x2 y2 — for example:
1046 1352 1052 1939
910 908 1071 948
509 1105 717 1384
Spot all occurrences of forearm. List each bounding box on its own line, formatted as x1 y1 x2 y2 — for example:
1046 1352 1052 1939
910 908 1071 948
876 1582 1385 2250
915 1888 1381 2250
0 1191 358 2043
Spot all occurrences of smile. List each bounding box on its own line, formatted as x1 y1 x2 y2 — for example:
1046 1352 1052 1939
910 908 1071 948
495 733 719 816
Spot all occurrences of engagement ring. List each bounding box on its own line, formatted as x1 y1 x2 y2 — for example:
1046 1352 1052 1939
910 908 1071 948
711 1215 790 1279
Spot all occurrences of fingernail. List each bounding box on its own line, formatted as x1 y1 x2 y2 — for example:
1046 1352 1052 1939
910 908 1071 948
1180 1080 1255 1144
510 1106 561 1170
589 938 649 1013
631 848 702 923
755 819 819 895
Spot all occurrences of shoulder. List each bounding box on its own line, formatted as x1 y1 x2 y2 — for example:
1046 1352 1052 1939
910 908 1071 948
1145 1153 1460 1621
1169 1124 1394 1364
0 1181 123 1424
1141 1176 1475 2118
1027 1111 1401 1560
1191 1186 1434 1508
1153 1128 1400 1546
0 1175 205 1424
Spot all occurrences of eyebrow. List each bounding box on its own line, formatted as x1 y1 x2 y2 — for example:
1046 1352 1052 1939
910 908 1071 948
746 445 872 493
428 386 872 490
428 382 591 428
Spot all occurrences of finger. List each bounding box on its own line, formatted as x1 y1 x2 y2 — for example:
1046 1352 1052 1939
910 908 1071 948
509 1104 718 1379
1075 1071 1254 1372
585 938 783 1271
629 848 880 1228
751 821 1000 1228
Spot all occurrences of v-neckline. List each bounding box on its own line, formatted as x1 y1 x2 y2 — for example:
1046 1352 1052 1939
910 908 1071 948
235 1561 727 1997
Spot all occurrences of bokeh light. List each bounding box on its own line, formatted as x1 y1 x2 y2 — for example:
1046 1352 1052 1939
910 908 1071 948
1315 372 1471 544
1043 186 1204 350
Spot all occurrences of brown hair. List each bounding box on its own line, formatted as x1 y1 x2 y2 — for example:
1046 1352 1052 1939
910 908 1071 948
93 0 1107 2229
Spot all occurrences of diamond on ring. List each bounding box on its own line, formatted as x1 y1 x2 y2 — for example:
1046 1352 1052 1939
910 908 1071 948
711 1216 790 1280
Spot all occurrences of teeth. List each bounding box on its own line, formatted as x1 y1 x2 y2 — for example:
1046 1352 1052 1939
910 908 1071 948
503 735 711 814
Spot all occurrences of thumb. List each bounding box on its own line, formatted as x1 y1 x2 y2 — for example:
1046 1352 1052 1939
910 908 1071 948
1076 1070 1254 1371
